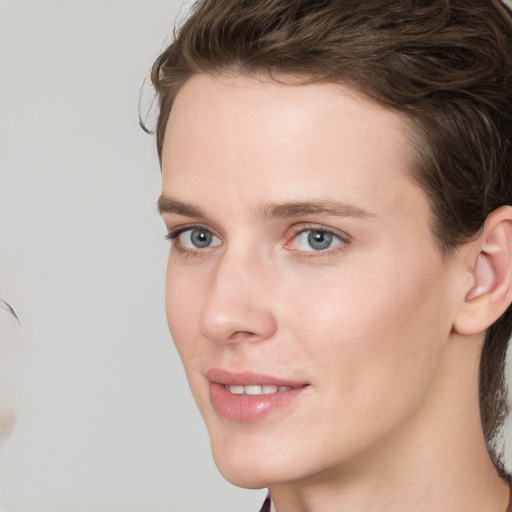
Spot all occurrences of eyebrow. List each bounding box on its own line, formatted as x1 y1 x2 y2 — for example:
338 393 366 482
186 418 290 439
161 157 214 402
258 199 376 219
157 195 376 220
157 196 205 217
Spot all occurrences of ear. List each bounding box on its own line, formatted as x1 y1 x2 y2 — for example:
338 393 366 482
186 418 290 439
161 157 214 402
453 206 512 336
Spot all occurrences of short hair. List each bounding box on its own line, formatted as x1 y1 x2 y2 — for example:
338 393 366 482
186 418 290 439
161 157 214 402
148 0 512 464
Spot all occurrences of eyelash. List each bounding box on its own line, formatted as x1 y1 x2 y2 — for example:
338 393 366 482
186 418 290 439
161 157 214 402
285 225 349 256
165 224 219 257
165 224 350 256
165 225 209 241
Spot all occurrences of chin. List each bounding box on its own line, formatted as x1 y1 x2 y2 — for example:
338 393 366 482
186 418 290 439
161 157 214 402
208 434 275 488
213 455 295 490
216 464 272 490
208 429 319 490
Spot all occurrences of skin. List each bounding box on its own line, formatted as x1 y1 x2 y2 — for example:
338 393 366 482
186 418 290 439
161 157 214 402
159 74 510 512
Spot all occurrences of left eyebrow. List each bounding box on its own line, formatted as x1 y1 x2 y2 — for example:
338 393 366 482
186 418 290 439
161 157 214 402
257 200 377 219
157 195 206 218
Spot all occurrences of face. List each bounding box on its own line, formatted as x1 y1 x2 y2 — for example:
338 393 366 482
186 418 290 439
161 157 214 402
159 74 462 489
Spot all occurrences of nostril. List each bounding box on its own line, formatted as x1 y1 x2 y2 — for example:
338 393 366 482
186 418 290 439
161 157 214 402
228 330 258 340
200 328 257 341
198 294 278 344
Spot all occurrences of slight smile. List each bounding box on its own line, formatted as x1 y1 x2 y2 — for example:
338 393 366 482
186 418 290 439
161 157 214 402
206 369 310 423
225 384 294 395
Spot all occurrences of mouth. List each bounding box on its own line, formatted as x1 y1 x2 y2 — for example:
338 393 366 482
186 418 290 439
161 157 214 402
224 384 295 395
205 369 310 423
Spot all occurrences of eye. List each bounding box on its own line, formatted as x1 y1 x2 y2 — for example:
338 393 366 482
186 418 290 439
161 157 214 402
168 227 221 250
287 228 345 252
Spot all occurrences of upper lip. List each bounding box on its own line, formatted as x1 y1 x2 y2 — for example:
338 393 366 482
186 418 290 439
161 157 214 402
205 368 308 388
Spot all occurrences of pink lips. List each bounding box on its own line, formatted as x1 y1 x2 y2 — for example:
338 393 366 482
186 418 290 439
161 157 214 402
206 369 309 423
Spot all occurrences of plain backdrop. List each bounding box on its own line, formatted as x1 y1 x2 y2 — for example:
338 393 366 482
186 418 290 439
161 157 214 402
0 1 266 510
0 1 510 511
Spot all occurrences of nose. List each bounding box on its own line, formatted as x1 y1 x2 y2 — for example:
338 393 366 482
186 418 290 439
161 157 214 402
199 252 278 345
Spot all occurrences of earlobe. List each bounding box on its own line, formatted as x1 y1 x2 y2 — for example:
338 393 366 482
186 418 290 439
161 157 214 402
453 206 512 336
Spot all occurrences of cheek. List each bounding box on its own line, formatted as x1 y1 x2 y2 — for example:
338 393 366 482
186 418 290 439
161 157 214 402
281 251 451 415
164 264 215 419
164 262 202 361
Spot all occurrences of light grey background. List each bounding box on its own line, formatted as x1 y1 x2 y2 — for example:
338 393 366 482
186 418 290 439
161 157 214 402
0 1 510 511
0 1 265 510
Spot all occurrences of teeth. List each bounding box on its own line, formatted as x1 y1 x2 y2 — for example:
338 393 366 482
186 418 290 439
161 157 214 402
225 384 292 395
228 385 245 395
245 385 263 395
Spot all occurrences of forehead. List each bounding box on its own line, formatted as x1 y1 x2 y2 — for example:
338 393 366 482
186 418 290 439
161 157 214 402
164 73 411 160
161 73 426 224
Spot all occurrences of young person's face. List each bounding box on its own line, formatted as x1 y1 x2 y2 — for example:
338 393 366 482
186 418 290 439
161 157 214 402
159 74 464 488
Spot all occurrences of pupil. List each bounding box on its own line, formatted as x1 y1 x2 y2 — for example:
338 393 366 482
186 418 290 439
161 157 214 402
191 229 211 248
308 230 332 250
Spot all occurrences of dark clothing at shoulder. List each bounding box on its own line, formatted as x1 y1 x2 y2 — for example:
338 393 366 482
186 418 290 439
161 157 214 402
258 493 271 512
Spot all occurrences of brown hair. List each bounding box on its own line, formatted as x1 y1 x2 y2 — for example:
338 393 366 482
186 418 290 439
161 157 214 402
148 0 512 464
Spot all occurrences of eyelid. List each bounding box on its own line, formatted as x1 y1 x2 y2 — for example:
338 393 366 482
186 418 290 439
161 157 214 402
165 222 350 255
284 223 351 252
165 223 220 241
165 224 223 258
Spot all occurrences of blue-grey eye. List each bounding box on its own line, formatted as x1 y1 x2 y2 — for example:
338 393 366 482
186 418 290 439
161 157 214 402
294 229 342 251
308 231 333 250
179 228 221 249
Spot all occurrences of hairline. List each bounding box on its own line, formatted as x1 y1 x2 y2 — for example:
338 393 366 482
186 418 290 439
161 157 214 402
158 69 452 256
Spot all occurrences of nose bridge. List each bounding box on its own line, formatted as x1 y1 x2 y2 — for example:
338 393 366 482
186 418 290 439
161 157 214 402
199 245 277 344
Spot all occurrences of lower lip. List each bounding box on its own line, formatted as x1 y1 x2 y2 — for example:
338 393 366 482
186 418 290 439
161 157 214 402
209 382 308 423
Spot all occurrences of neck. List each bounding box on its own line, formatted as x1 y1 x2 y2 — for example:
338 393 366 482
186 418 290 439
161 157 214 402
269 334 510 512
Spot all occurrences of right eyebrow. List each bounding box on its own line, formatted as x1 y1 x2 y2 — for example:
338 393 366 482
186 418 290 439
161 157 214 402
257 199 376 220
157 195 205 218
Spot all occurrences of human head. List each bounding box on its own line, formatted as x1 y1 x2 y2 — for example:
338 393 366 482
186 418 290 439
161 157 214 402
149 0 512 464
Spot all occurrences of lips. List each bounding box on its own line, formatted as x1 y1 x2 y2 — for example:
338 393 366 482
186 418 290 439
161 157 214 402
206 368 306 387
205 369 309 422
